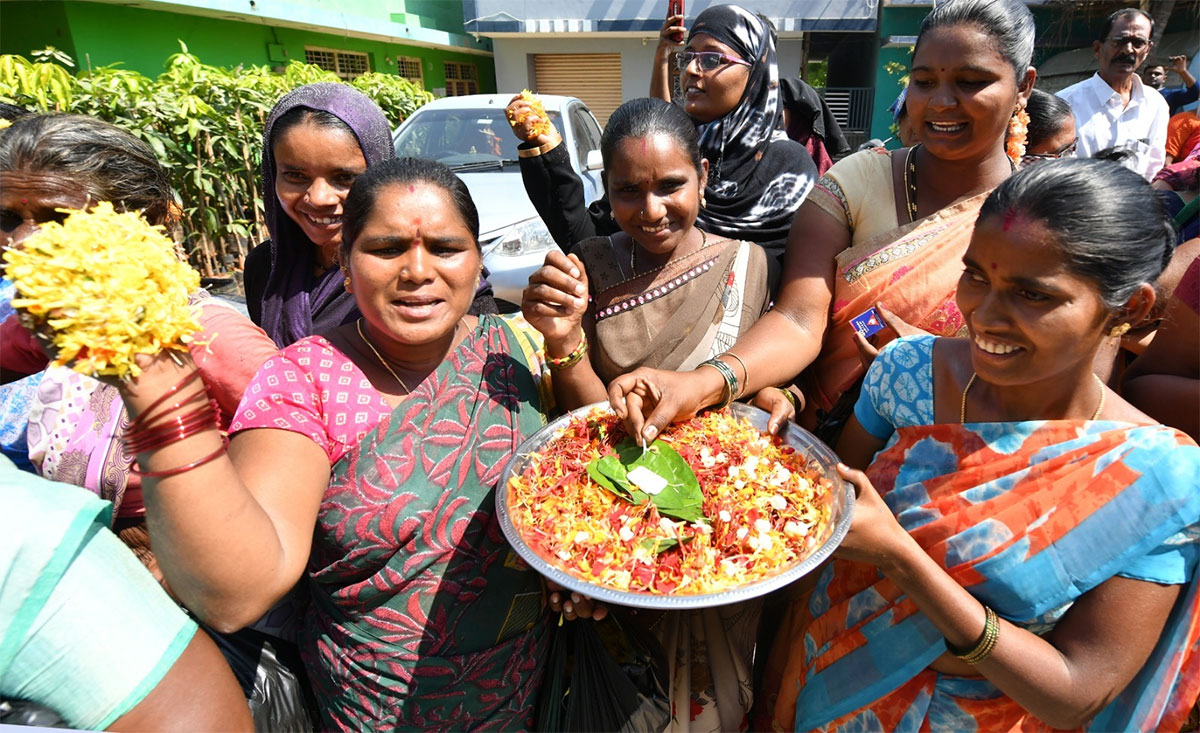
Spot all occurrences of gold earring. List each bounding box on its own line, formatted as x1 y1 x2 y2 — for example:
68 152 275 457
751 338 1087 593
343 276 352 290
1108 322 1131 341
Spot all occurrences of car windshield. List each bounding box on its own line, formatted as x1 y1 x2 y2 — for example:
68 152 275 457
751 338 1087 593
394 108 565 169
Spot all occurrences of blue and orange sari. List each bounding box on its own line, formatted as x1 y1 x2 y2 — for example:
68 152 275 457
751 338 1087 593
757 421 1200 731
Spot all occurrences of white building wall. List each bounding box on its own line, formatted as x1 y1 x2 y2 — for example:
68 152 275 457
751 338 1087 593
492 35 806 105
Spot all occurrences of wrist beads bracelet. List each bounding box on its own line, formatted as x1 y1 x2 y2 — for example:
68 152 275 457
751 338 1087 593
547 332 588 371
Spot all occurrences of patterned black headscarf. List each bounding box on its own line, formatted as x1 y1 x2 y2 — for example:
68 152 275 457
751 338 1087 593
688 5 815 254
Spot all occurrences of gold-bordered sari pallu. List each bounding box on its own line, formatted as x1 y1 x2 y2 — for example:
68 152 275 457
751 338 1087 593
578 235 770 384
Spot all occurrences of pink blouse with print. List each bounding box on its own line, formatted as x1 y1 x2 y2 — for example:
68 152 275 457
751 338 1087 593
230 336 391 465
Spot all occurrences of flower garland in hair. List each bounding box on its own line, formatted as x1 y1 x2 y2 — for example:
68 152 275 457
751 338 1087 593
1006 106 1030 165
3 201 202 379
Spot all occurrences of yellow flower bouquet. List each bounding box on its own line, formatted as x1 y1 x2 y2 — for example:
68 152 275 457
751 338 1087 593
3 202 201 378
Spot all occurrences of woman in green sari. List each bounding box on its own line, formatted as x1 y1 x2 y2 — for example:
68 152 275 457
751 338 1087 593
101 158 560 730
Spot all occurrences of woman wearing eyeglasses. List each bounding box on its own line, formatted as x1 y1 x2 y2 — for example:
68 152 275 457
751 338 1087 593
1022 88 1077 163
608 0 1039 447
509 4 816 291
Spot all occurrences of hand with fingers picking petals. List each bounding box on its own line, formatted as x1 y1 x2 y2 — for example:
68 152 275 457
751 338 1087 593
522 250 589 353
606 366 720 446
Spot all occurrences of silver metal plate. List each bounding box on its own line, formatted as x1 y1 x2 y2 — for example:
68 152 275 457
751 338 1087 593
496 402 855 609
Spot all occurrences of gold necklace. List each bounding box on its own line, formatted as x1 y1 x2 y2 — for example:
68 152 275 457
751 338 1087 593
630 228 708 276
960 372 1105 423
356 318 410 393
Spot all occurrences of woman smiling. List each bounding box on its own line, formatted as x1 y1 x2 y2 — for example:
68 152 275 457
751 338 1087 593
609 0 1039 446
510 4 815 286
245 83 393 348
762 158 1200 732
523 98 769 397
93 158 555 730
522 97 772 731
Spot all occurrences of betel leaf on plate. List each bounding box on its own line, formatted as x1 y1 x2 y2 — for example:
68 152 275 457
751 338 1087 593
587 454 648 505
584 437 704 521
600 454 653 504
639 537 679 554
616 438 704 523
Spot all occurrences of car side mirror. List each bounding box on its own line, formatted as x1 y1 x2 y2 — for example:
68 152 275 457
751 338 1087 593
585 149 604 171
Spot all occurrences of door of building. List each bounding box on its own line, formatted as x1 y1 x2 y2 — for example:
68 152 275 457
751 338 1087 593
533 53 622 126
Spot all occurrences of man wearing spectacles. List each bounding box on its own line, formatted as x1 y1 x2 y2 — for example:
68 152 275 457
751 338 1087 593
1057 8 1169 181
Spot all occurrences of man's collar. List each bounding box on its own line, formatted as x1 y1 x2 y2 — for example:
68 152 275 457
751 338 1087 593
1097 68 1138 96
1088 71 1146 104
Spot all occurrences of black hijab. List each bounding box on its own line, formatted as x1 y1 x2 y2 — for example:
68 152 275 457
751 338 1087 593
688 5 816 253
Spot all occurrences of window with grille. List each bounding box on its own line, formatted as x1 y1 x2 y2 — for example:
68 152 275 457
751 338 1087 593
444 62 479 96
304 47 370 79
396 56 423 87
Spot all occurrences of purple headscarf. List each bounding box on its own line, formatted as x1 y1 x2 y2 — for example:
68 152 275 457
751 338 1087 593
258 83 394 347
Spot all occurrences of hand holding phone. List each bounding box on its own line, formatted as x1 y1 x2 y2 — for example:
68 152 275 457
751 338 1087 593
667 0 685 43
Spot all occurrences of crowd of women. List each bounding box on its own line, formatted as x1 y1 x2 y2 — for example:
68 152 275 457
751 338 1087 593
1 0 1199 730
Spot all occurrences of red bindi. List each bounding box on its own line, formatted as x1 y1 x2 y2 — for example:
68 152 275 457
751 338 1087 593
408 184 416 193
990 262 997 270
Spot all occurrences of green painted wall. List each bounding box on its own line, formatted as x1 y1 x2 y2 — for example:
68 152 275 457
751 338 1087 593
0 2 76 64
0 1 494 94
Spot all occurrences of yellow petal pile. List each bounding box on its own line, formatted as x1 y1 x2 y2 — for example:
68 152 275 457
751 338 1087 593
4 202 201 378
506 89 552 138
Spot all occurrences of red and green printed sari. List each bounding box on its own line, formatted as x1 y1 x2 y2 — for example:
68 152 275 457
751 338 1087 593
758 421 1200 732
302 314 553 731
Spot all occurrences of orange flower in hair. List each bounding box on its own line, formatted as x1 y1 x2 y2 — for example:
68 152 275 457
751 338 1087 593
1006 107 1030 165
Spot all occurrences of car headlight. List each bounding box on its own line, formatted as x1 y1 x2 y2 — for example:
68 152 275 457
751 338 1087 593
491 217 557 257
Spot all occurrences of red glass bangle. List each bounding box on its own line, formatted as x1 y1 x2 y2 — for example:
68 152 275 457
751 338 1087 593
129 369 204 430
132 439 228 478
133 386 210 433
124 398 220 455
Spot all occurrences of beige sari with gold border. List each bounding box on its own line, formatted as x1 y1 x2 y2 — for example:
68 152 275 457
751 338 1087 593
577 232 771 732
579 234 771 385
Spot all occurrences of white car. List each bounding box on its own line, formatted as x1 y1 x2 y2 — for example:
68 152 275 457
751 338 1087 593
393 94 604 307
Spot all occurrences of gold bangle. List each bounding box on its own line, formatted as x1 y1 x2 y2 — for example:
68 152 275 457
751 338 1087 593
777 386 800 410
517 138 561 158
719 352 749 399
945 605 1000 664
546 332 587 371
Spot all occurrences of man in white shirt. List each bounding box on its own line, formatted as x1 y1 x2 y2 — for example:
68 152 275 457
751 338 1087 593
1057 9 1169 180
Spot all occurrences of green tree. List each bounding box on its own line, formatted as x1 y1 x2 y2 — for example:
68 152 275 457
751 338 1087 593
0 43 433 276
